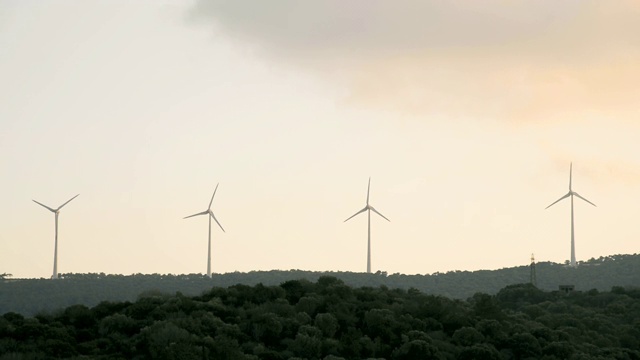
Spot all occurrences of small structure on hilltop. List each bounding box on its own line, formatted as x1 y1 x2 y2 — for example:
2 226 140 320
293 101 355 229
559 284 575 294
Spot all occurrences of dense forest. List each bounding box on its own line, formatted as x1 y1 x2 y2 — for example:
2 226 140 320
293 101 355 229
1 254 639 316
2 277 640 359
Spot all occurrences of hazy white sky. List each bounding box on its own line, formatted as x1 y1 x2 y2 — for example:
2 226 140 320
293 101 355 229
1 1 639 278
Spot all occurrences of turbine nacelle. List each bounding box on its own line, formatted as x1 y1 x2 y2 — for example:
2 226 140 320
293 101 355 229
343 205 390 223
184 209 225 232
344 178 390 223
33 194 80 213
545 191 596 210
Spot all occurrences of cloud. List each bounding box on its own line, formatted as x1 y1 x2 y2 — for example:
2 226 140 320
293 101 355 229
190 1 640 122
538 122 640 186
191 1 634 57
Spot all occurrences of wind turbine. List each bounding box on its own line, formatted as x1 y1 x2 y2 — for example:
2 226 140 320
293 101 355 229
184 184 225 278
33 194 79 279
545 163 596 267
344 177 390 274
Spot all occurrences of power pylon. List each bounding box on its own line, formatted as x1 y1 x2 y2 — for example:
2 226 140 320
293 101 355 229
530 253 537 287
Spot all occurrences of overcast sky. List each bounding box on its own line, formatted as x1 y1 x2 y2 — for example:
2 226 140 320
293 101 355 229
1 1 639 278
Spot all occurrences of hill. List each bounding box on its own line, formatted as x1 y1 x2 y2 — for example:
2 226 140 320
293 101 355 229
1 253 639 316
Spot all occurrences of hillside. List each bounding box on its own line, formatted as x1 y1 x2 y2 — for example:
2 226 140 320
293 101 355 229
1 254 639 316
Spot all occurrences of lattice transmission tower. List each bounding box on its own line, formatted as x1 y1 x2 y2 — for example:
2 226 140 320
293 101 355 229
530 253 537 287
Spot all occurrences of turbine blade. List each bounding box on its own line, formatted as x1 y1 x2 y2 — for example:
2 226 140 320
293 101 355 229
208 183 219 209
569 162 573 191
183 210 208 219
366 177 371 205
32 200 56 212
573 192 596 207
370 207 390 222
545 192 571 209
210 211 225 232
57 194 79 210
344 207 367 222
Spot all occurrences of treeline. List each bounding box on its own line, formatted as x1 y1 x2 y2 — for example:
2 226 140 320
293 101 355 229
0 254 640 316
1 253 639 316
1 278 640 359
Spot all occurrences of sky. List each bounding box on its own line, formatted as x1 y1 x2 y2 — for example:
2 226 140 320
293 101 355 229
1 1 639 279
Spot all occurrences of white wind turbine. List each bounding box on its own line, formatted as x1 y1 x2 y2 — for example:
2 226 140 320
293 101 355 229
33 194 79 279
545 163 596 267
184 184 225 278
344 177 390 274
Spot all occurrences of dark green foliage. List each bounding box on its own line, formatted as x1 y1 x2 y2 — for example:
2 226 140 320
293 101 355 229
458 343 502 360
1 278 640 359
391 339 442 360
452 327 484 346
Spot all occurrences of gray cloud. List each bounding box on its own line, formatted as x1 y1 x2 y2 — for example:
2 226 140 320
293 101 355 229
190 1 640 122
192 1 638 58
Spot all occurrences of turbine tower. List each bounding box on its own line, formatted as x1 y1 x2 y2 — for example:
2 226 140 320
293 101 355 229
545 163 596 267
33 194 79 279
184 184 225 278
344 177 390 274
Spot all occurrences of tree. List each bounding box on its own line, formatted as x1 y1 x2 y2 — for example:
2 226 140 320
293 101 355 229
543 341 575 359
315 313 339 338
391 340 442 360
509 333 542 359
249 312 282 345
452 327 484 346
458 344 502 360
471 293 504 320
289 326 322 359
140 321 199 360
364 308 398 344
